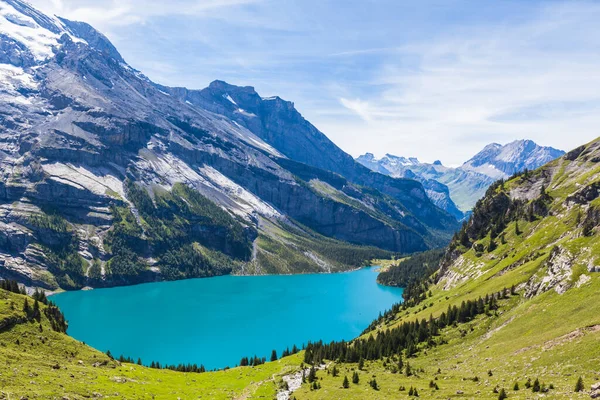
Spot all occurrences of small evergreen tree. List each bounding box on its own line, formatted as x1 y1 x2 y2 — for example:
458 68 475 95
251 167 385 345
575 376 584 392
352 371 359 384
498 388 507 400
358 357 364 370
369 378 378 390
270 350 278 362
33 299 40 320
332 365 338 377
23 298 30 315
532 378 541 392
515 221 521 235
513 382 519 390
342 375 349 389
307 366 316 383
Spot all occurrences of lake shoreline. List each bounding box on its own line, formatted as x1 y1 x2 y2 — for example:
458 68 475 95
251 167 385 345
47 264 386 296
52 267 403 370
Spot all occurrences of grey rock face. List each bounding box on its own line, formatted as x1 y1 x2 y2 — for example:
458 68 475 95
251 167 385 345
0 0 458 289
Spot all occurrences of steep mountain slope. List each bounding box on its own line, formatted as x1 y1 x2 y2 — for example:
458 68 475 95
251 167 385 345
0 0 458 290
159 80 458 228
357 140 564 212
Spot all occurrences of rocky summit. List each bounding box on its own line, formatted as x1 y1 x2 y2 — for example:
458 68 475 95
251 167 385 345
0 0 458 290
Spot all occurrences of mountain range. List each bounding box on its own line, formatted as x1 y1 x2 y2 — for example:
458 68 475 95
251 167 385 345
0 1 599 399
357 140 565 214
0 0 458 290
2 111 599 400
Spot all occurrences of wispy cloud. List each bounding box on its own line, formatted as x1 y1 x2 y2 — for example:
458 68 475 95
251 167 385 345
314 1 600 163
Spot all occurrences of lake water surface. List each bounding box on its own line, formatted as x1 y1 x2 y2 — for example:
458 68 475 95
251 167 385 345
52 267 403 369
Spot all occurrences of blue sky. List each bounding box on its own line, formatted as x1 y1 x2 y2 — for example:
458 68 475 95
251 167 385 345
32 0 600 165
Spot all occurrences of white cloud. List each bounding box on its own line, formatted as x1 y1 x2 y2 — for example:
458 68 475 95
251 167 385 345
339 97 373 122
313 1 600 164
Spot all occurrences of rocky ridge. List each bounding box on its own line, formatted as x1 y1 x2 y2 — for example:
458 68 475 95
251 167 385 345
0 0 458 290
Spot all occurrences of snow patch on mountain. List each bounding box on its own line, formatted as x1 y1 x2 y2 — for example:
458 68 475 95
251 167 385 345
0 63 37 105
235 108 257 118
223 93 237 105
0 1 60 61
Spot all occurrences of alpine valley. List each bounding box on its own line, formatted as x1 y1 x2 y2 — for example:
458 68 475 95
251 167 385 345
0 1 599 400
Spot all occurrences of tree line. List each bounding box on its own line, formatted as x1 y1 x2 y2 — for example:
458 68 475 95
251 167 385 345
304 288 514 365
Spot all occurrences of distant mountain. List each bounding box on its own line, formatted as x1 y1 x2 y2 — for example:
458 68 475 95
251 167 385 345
357 140 565 212
461 140 566 178
0 0 458 290
357 153 466 220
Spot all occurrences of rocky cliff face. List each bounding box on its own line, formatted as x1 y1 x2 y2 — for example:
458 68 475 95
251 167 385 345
0 0 458 290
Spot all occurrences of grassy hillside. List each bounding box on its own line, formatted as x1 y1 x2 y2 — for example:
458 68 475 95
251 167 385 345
288 138 600 398
0 288 306 399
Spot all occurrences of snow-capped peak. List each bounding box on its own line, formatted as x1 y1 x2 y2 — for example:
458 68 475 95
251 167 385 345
0 0 86 65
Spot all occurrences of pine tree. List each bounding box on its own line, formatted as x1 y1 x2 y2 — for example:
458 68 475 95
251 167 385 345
408 387 414 396
33 299 40 320
270 350 278 362
342 375 349 389
532 378 541 392
575 376 584 392
513 382 519 390
405 361 412 377
369 378 378 390
515 221 521 235
358 357 364 370
307 366 316 383
352 371 359 384
498 388 507 399
332 365 338 377
23 298 30 315
137 358 142 365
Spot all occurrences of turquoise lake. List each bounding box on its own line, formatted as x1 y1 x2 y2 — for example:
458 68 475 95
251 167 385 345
52 267 403 370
